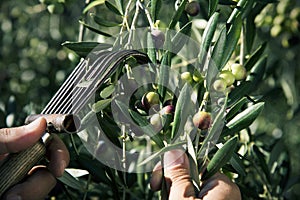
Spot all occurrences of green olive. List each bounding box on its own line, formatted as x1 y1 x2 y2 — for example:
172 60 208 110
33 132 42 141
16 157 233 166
219 70 235 87
231 63 247 81
213 78 227 92
181 72 193 84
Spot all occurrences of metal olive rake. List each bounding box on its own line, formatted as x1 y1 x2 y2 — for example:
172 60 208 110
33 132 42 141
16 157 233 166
0 49 149 196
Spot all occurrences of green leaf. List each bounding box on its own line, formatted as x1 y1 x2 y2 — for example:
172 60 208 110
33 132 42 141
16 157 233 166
138 142 186 166
202 136 239 180
83 0 105 14
105 1 122 16
114 0 124 15
226 97 248 120
227 0 248 24
151 0 162 22
223 102 264 136
158 52 171 99
244 43 267 71
92 99 112 112
91 14 121 27
208 0 219 17
245 56 267 85
187 134 200 190
62 41 112 57
147 31 157 64
171 83 191 140
100 85 115 98
79 21 113 37
198 12 220 67
58 170 85 191
220 14 242 68
210 26 226 71
171 21 192 54
169 0 188 29
230 153 246 176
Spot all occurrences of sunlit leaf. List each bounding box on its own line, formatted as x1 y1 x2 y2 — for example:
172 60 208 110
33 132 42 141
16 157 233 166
83 0 106 14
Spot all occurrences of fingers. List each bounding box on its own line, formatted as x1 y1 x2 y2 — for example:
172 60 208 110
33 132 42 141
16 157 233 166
0 118 47 154
150 149 197 200
4 167 56 200
199 173 241 200
46 134 70 177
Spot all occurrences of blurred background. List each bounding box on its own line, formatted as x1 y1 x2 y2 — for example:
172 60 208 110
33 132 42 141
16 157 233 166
0 0 299 198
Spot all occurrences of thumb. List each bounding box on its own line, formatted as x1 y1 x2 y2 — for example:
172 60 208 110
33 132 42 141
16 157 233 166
163 149 198 200
0 118 47 154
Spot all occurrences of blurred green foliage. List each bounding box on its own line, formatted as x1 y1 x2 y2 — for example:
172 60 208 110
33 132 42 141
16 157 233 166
1 0 300 199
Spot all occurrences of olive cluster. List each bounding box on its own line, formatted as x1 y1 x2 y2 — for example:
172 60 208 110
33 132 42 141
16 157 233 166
213 63 247 92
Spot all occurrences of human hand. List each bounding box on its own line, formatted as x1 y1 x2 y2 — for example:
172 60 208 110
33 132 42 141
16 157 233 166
150 149 241 200
0 118 70 200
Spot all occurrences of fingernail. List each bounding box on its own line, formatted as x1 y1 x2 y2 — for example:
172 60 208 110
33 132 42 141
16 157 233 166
164 149 185 168
6 194 22 200
25 117 43 129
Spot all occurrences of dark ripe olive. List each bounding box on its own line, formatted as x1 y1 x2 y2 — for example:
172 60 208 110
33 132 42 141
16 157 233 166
192 111 211 130
160 105 175 115
185 1 200 17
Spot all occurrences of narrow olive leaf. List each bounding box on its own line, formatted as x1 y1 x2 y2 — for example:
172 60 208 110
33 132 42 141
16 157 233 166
128 110 165 148
220 14 242 68
202 136 239 180
210 25 226 71
91 14 121 27
83 0 106 14
208 0 219 17
171 21 192 54
100 85 115 98
198 12 219 66
241 0 255 19
229 153 246 176
226 97 248 120
222 102 264 136
147 32 157 64
62 41 112 57
79 21 113 37
245 18 256 55
58 171 85 191
158 52 170 99
114 0 124 15
171 83 191 140
187 134 200 190
245 56 267 85
151 0 162 22
92 99 112 113
105 1 122 16
198 94 228 159
252 145 271 183
169 0 188 29
227 0 248 24
244 42 267 71
138 142 186 166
